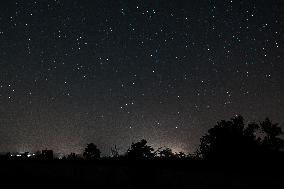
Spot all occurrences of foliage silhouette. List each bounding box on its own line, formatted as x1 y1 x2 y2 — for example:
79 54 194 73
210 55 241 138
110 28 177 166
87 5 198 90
260 118 284 151
126 139 154 160
110 145 120 158
83 143 101 160
0 115 282 163
199 115 284 161
174 151 187 159
159 148 175 159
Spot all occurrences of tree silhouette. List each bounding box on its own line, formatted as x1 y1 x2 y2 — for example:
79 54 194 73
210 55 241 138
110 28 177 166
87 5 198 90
110 145 120 158
260 118 284 151
174 151 187 159
159 148 175 159
126 139 154 159
83 143 101 160
199 115 284 161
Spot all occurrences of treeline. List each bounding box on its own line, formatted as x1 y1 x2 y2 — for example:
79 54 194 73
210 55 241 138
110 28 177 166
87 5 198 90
1 115 283 162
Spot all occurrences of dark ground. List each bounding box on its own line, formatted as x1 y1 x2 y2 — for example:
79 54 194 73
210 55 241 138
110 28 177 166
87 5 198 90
0 159 283 189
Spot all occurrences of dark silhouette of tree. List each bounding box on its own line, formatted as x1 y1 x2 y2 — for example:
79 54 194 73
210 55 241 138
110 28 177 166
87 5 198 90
199 115 284 161
159 148 175 159
83 143 101 160
174 151 187 159
110 145 120 158
260 118 284 151
126 139 154 159
200 116 245 160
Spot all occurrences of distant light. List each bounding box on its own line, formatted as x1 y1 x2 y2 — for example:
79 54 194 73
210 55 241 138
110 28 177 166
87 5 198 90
16 154 21 157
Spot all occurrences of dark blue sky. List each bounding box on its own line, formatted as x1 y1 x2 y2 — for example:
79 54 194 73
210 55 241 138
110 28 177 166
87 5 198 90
0 0 283 156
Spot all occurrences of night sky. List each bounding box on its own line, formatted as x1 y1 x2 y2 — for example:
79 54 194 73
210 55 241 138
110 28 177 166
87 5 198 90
0 0 283 156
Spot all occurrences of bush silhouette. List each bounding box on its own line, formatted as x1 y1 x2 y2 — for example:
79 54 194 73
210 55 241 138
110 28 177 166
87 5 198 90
126 139 154 160
83 143 101 160
66 153 82 160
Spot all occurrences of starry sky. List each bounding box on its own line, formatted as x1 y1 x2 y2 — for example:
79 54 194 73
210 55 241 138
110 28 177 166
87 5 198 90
0 0 283 156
